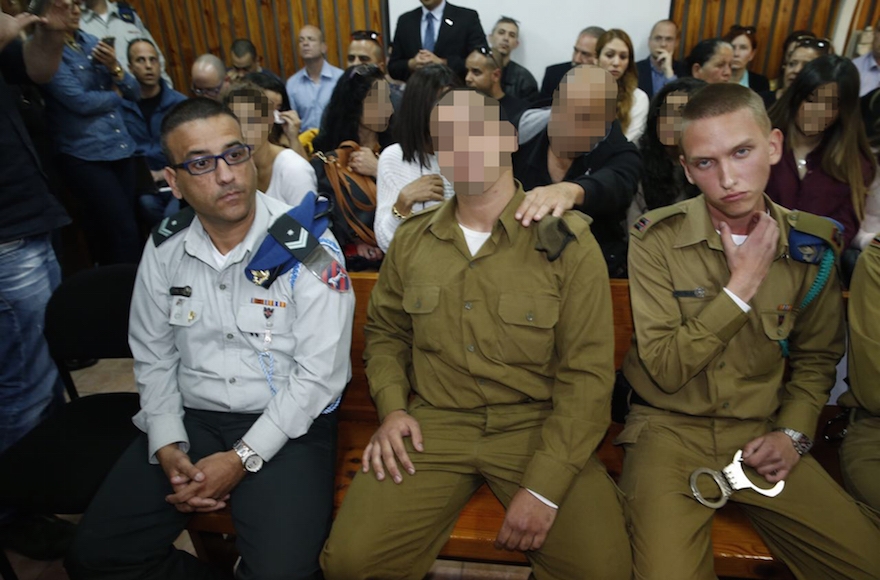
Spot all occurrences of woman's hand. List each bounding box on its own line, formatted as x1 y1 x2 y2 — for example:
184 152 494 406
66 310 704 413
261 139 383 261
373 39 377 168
394 175 445 217
91 40 119 72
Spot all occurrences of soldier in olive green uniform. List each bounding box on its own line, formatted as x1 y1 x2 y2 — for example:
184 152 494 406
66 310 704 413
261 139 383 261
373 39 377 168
840 235 880 511
618 83 880 580
321 90 631 579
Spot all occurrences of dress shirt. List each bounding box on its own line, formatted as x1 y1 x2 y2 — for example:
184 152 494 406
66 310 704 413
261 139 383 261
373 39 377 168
650 60 677 96
130 194 354 463
285 60 343 131
420 0 445 48
264 148 318 207
853 52 880 97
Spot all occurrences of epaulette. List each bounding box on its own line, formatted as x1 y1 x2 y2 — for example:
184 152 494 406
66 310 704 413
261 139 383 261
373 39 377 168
535 211 592 262
629 204 688 240
787 211 843 259
151 206 195 247
116 2 137 23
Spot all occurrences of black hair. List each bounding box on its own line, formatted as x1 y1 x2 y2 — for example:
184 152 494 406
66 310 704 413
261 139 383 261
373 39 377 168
686 38 728 73
231 38 257 59
222 83 270 117
394 64 459 168
493 16 519 31
244 71 290 145
160 98 238 164
126 37 156 64
312 64 387 153
638 77 706 210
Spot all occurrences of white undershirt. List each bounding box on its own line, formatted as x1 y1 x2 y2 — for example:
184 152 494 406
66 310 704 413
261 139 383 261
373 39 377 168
458 223 491 257
210 243 229 269
719 232 752 313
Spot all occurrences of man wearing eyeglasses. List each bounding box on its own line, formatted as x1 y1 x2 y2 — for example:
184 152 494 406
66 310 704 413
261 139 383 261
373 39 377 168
66 97 355 580
190 53 228 101
852 20 880 96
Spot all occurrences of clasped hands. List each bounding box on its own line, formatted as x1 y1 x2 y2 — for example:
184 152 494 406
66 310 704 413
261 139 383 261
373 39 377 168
156 443 246 513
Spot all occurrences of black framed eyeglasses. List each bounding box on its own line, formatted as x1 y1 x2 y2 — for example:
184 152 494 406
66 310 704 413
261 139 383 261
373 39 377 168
191 80 225 98
352 30 382 44
172 144 254 176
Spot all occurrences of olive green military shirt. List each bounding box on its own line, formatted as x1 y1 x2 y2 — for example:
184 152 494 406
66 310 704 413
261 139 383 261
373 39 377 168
623 195 845 440
364 185 614 504
840 235 880 416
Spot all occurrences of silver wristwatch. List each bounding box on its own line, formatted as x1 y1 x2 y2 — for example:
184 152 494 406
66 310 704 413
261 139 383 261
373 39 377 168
775 428 813 456
233 439 264 473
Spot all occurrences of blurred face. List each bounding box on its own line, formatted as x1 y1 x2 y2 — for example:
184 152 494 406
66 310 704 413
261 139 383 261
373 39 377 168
680 108 782 223
572 34 598 66
796 82 839 136
490 22 519 57
784 46 821 88
164 115 257 230
693 44 733 83
62 1 81 31
191 66 227 100
648 22 678 60
299 26 324 60
347 40 385 71
465 52 498 94
264 89 283 112
430 90 517 196
361 79 393 132
128 41 159 87
229 53 258 80
730 34 755 71
228 94 272 148
598 38 630 80
549 67 617 157
657 90 690 147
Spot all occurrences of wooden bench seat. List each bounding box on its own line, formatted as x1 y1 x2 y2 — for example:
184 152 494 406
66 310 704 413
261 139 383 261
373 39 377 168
188 272 847 579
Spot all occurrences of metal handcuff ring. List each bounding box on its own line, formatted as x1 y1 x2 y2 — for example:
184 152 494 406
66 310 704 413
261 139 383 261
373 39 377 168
689 450 785 509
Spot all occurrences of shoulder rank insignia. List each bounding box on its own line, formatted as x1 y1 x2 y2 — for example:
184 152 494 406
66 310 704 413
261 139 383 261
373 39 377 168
629 203 688 240
117 2 136 23
151 206 195 247
787 212 843 262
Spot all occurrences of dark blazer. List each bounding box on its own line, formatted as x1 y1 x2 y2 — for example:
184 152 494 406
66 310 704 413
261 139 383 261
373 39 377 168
539 61 572 100
636 58 689 99
388 3 485 82
747 71 770 94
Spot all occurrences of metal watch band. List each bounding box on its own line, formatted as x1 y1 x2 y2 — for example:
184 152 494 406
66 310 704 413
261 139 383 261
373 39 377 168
776 427 813 455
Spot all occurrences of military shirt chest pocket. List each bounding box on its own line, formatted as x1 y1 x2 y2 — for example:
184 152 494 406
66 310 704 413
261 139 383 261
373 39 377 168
403 285 442 352
496 293 560 365
169 297 202 327
235 304 290 337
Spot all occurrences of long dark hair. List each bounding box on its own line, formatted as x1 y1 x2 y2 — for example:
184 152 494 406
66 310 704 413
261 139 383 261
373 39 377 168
244 71 290 145
638 77 706 210
394 64 458 168
313 64 387 153
769 55 876 220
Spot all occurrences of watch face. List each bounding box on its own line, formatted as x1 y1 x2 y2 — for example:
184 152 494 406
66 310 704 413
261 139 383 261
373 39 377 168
244 455 263 473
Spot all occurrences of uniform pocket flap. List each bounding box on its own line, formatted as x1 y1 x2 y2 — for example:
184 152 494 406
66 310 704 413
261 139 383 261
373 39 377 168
402 285 441 314
760 309 794 341
169 298 202 327
236 303 287 334
498 293 560 329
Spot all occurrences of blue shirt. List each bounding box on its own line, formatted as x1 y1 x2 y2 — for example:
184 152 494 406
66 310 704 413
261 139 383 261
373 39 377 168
285 60 343 132
41 30 140 162
121 80 186 170
738 70 750 88
650 59 677 96
853 53 880 97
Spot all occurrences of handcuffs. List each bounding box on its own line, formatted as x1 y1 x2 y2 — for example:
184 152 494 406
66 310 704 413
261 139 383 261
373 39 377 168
689 450 785 509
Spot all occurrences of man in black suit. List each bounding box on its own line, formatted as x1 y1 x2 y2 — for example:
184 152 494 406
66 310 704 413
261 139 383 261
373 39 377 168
539 26 604 100
388 0 485 82
635 20 688 99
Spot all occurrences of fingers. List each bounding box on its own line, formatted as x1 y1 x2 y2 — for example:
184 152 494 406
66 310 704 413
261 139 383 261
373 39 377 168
515 195 545 227
175 455 205 484
409 420 424 452
494 522 514 550
379 433 408 483
718 222 736 255
165 481 206 505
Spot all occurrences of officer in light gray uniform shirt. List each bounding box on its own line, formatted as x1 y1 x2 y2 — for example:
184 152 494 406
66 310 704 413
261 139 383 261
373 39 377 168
66 97 354 580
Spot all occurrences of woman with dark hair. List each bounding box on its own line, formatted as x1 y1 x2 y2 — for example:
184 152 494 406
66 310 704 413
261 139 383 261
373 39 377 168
596 29 648 142
770 30 815 91
723 25 769 92
375 64 458 252
763 34 831 106
686 38 733 84
627 77 706 227
311 64 394 268
223 82 317 207
767 55 876 249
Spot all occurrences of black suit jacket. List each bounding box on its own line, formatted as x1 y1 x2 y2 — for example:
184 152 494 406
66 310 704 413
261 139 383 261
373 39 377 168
388 3 485 82
539 61 572 100
747 71 770 94
636 58 689 99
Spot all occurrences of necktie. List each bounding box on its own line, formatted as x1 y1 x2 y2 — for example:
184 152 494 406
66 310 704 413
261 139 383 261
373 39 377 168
424 13 436 52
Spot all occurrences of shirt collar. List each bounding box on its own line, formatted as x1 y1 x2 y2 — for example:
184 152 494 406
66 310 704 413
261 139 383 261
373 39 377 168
184 192 273 268
673 194 789 256
82 1 119 21
422 0 446 21
298 60 334 81
426 179 526 248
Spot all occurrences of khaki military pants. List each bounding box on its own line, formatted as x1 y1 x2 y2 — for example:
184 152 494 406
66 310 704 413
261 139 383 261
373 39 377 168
617 405 880 580
321 399 632 580
841 414 880 512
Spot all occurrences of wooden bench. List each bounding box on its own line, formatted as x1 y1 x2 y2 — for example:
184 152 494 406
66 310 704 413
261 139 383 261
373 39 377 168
189 272 847 579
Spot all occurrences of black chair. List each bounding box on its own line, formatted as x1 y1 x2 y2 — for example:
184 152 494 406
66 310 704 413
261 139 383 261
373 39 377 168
0 265 142 578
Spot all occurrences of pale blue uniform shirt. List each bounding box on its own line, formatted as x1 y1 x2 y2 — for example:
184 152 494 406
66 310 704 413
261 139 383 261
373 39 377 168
285 60 343 132
853 53 880 97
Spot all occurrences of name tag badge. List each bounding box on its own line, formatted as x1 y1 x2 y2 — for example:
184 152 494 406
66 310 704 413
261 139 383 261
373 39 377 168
673 287 707 299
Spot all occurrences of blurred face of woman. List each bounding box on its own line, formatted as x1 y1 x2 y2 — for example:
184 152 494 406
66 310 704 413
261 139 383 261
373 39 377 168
361 79 393 132
229 96 272 149
796 82 839 137
730 34 755 71
693 44 733 83
598 38 630 81
63 1 81 32
784 47 822 89
264 89 284 112
657 90 690 147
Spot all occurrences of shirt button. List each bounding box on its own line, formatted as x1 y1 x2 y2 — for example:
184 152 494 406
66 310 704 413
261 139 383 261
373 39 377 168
115 129 121 133
415 300 422 308
266 321 273 328
229 378 236 384
477 379 485 386
526 312 534 322
777 329 785 336
718 362 726 369
469 262 475 269
464 302 472 310
722 402 730 409
219 284 226 290
226 333 233 339
467 344 475 352
110 114 115 119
